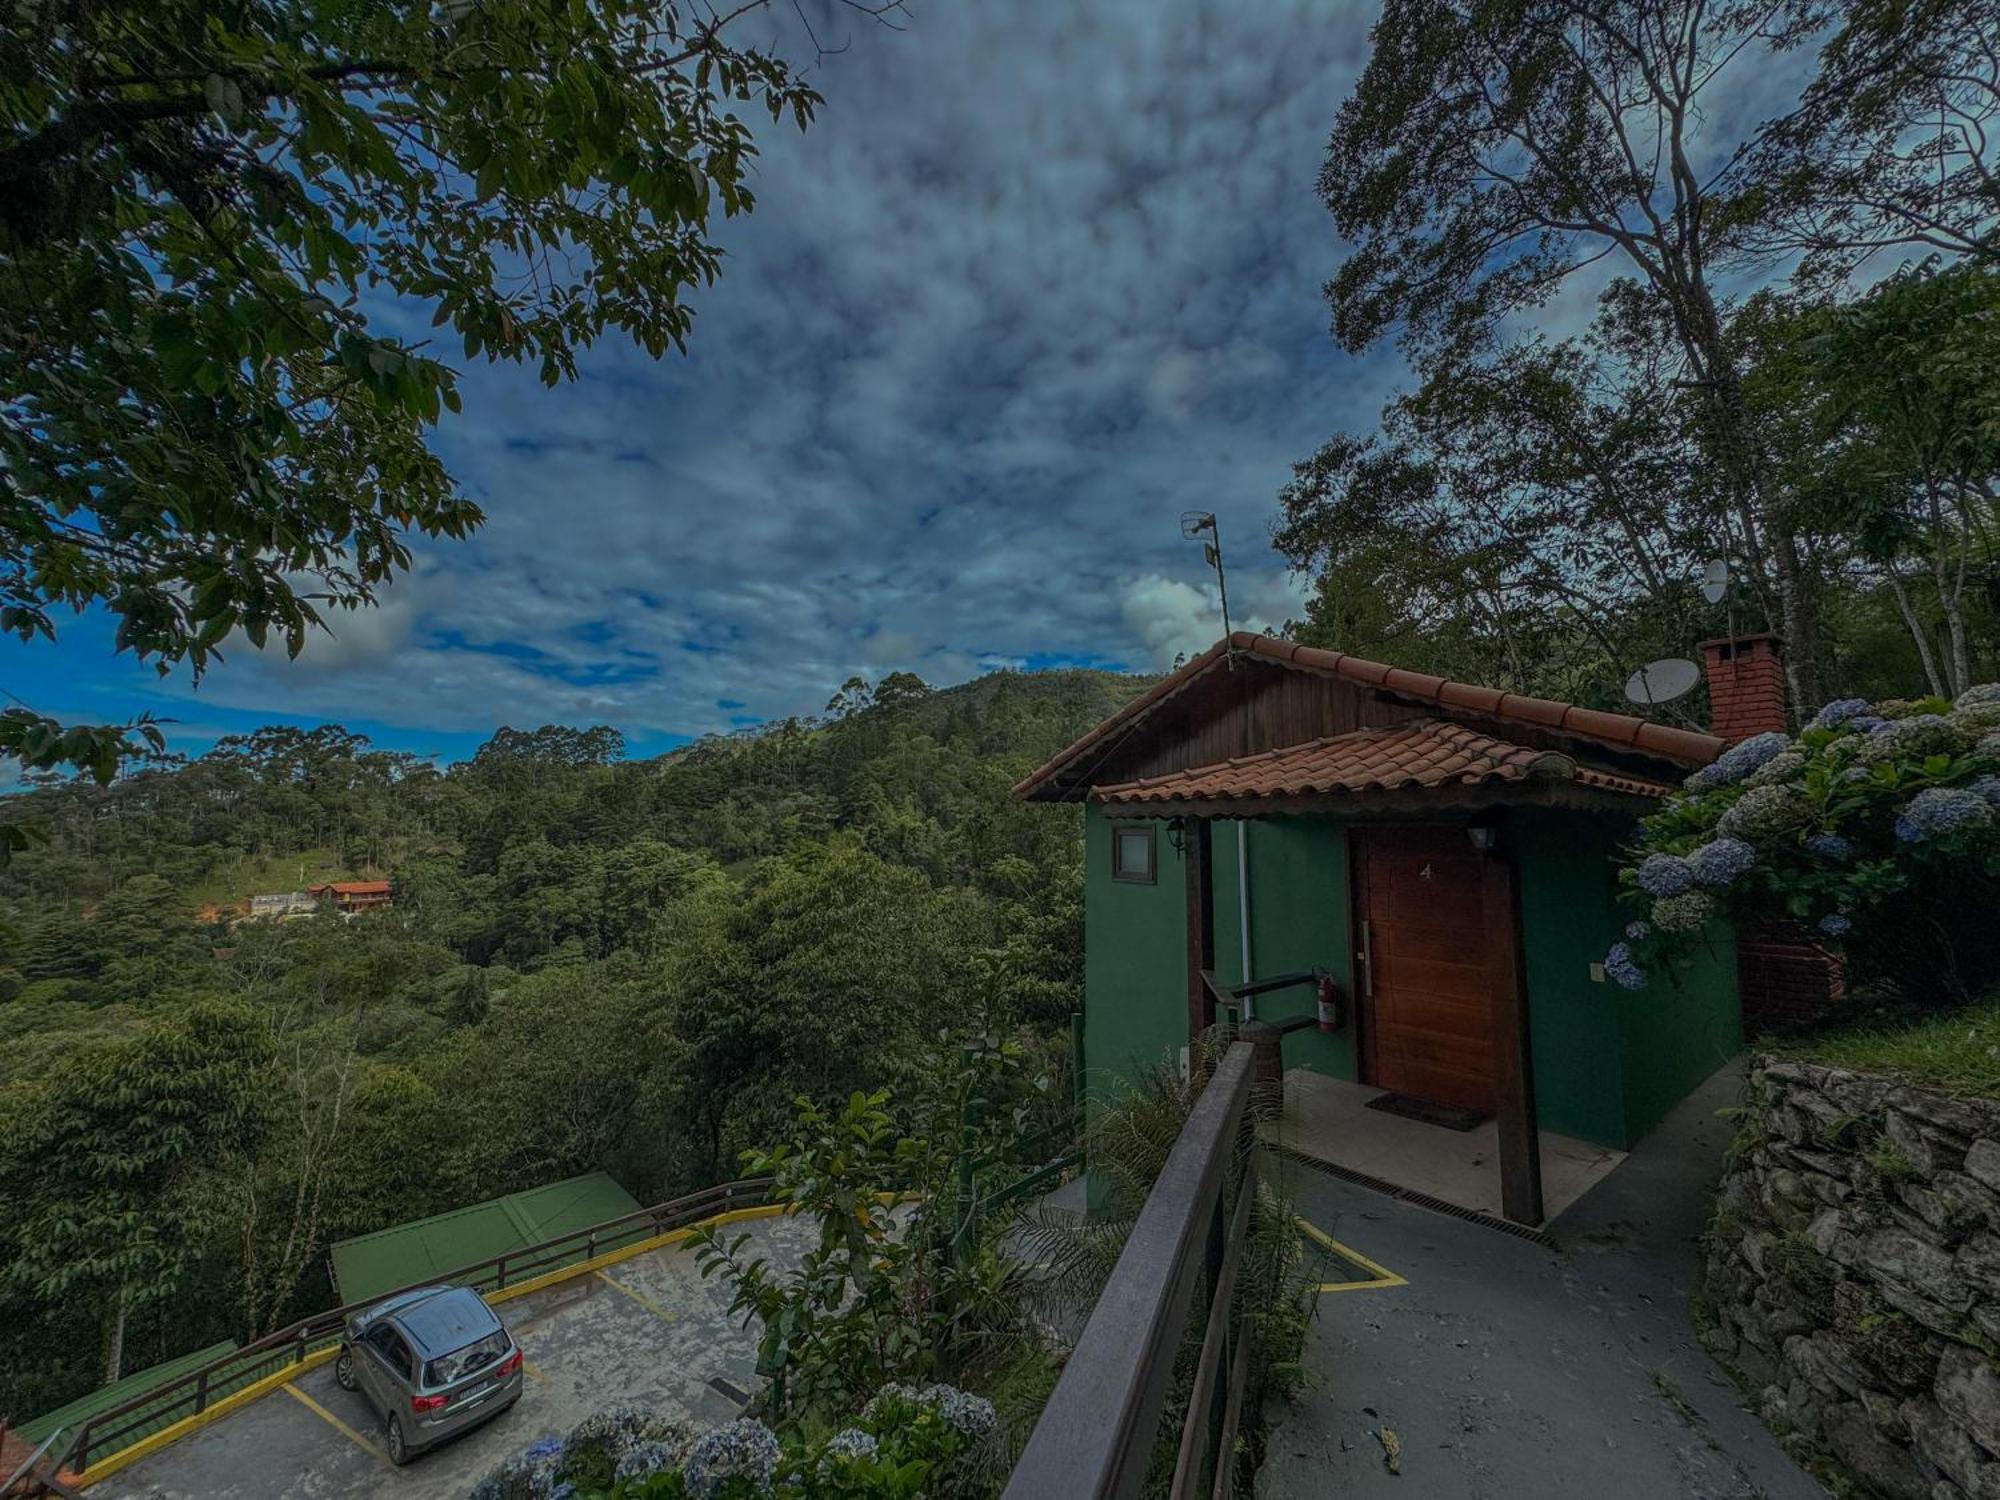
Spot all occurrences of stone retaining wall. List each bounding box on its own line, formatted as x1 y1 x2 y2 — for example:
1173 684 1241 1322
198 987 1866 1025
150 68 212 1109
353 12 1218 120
1704 1057 2000 1500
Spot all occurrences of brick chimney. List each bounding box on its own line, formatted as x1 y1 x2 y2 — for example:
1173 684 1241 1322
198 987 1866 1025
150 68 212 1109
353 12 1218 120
1699 633 1787 742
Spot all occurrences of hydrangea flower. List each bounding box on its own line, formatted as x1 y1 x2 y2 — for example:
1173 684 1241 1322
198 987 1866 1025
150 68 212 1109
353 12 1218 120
1855 713 1961 764
1956 684 2000 709
1809 697 1871 730
1688 730 1792 789
1894 786 1994 843
567 1404 651 1458
1818 913 1852 937
1849 715 1889 733
1804 831 1853 860
615 1440 686 1484
1624 920 1651 941
1717 783 1812 838
1743 750 1808 788
683 1420 781 1499
816 1428 880 1476
930 1386 997 1439
1651 891 1715 933
1970 775 2000 808
862 1382 998 1440
471 1449 564 1500
1635 852 1695 898
1604 942 1646 990
1687 837 1756 887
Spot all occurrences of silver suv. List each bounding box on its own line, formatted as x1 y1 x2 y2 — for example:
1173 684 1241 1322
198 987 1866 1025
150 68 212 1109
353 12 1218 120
333 1285 524 1464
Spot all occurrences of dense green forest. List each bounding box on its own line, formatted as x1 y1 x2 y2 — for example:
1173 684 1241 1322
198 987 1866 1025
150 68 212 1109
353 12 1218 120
0 668 1138 1421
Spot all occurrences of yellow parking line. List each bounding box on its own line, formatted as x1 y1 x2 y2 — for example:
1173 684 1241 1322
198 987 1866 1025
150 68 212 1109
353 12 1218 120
1295 1216 1409 1294
281 1382 387 1463
519 1354 550 1383
595 1268 675 1322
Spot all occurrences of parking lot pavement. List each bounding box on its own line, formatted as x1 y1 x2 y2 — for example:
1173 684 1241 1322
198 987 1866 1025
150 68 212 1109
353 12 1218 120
95 1214 813 1499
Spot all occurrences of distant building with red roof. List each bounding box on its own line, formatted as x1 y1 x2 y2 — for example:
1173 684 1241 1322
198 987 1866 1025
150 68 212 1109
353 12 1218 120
309 880 392 914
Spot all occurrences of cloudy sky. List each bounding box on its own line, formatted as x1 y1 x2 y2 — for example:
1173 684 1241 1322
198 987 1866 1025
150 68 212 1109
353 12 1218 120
9 1 1436 763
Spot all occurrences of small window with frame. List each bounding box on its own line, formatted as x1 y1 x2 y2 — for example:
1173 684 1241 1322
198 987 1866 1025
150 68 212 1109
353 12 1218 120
1111 823 1157 885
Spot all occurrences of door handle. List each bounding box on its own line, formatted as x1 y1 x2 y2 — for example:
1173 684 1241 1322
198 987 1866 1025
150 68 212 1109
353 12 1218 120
1358 918 1373 999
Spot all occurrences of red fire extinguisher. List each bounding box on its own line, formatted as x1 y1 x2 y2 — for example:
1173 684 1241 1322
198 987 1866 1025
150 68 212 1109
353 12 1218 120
1316 973 1343 1033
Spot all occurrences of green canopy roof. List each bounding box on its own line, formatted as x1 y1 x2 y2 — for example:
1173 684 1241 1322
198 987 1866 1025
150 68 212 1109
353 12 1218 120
329 1171 643 1304
18 1340 237 1445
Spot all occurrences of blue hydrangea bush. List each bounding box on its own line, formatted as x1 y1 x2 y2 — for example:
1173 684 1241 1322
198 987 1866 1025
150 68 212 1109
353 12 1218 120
1607 686 2000 999
468 1381 1001 1500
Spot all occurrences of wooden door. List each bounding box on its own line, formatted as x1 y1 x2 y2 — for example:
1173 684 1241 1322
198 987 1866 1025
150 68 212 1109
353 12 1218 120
1352 827 1497 1116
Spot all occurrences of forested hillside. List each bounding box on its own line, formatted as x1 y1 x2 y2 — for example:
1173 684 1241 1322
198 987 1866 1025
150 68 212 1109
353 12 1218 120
0 667 1140 1420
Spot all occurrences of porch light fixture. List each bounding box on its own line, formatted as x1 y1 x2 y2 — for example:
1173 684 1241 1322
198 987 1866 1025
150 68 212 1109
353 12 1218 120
1466 824 1500 853
1165 817 1189 855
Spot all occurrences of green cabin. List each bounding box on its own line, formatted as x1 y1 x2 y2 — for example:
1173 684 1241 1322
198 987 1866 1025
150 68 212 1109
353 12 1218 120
1020 632 1761 1226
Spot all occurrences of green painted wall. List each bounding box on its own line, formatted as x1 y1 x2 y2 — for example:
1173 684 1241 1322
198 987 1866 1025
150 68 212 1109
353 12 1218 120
1213 818 1355 1080
1085 803 1741 1154
1081 805 1187 1088
1615 914 1742 1144
1514 810 1632 1147
1512 809 1742 1149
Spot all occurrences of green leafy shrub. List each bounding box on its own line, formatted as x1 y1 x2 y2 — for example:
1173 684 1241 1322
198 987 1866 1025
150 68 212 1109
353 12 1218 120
692 1041 1040 1425
1608 686 2000 999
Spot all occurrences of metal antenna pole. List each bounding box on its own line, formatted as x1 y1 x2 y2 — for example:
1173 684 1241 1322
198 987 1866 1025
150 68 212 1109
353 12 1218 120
1210 517 1234 646
1180 511 1235 667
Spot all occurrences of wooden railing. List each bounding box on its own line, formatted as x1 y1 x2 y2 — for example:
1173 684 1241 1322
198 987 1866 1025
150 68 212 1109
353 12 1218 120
1003 1040 1258 1500
46 1176 775 1479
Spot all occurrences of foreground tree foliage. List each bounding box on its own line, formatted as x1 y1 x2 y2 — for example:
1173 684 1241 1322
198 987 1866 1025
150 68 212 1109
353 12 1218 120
1312 0 1999 711
0 0 889 780
0 667 1125 1420
1312 0 2000 716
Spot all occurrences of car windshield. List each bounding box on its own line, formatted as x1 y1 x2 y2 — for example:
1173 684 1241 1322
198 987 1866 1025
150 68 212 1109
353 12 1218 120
423 1329 508 1387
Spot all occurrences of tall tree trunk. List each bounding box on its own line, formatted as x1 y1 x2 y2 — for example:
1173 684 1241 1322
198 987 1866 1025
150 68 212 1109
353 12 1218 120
1887 569 1947 696
101 1287 126 1384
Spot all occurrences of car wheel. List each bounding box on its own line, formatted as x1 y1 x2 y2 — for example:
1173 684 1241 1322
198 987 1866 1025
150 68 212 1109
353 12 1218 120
334 1352 357 1392
386 1413 410 1466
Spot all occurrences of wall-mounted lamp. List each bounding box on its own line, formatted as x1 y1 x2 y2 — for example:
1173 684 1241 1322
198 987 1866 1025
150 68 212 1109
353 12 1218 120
1466 823 1500 853
1166 818 1189 855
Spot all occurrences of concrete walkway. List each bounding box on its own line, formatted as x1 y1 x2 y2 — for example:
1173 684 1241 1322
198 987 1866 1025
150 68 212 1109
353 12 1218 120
1258 1061 1831 1500
94 1214 813 1499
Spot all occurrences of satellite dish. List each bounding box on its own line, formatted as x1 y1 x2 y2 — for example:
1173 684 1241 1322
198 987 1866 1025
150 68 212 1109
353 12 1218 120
1625 657 1701 707
1700 559 1730 606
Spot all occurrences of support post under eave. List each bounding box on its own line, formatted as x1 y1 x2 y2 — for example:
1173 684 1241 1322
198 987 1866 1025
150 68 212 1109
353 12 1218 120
1184 818 1216 1047
1483 852 1543 1227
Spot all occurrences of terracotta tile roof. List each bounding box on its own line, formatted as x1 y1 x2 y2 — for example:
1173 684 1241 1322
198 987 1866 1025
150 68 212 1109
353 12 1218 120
1015 632 1723 799
1090 720 1677 807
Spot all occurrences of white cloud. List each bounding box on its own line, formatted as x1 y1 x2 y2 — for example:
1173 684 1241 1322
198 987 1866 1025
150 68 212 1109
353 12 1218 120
1118 566 1305 670
100 0 1402 744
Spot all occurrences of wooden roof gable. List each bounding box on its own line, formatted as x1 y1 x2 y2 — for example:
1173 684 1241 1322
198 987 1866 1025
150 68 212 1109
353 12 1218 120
1015 633 1723 804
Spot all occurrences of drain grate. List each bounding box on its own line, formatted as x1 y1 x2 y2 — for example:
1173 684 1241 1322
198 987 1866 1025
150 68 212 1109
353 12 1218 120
1271 1143 1558 1250
707 1376 751 1406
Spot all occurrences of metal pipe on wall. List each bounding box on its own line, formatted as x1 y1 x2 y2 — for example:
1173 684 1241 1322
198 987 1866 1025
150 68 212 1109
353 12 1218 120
1237 820 1253 1018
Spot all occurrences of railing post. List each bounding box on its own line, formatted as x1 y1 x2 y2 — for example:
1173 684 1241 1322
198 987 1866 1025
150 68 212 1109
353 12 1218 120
1005 1042 1254 1500
1071 1010 1086 1116
495 1254 507 1291
195 1368 209 1415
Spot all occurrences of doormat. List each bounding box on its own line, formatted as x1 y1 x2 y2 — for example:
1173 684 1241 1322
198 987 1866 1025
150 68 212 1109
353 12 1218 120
1364 1093 1486 1132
